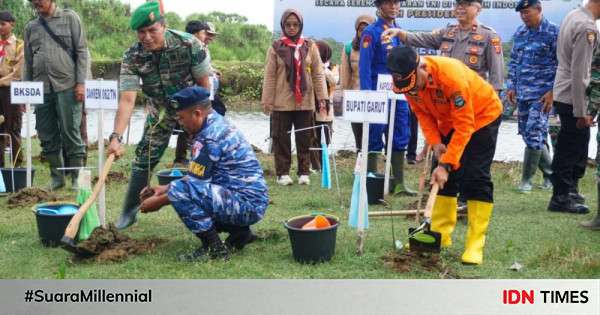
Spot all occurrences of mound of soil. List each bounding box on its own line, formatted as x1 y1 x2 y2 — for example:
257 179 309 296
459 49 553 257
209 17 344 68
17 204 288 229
381 251 460 279
7 188 58 208
75 224 163 263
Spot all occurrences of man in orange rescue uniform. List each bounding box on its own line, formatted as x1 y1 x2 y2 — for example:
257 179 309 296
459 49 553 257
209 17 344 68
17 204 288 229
387 46 502 265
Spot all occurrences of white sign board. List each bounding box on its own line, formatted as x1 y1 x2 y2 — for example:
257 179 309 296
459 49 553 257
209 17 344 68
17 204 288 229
377 74 406 101
85 80 119 110
343 90 389 124
10 82 44 104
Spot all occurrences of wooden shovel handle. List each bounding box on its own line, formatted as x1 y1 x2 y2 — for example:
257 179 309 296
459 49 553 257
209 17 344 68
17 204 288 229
63 154 115 240
416 146 432 222
423 183 439 220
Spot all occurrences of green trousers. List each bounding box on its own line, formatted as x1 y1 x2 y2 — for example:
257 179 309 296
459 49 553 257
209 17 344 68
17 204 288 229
34 88 85 159
133 105 178 172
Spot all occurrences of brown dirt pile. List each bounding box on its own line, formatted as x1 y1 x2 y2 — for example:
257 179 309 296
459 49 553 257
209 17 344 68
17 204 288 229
7 188 58 208
381 251 460 279
75 224 163 263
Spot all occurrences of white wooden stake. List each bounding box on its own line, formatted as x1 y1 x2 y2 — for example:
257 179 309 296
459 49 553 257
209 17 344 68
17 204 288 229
383 98 396 197
26 103 32 187
357 121 370 254
98 108 106 227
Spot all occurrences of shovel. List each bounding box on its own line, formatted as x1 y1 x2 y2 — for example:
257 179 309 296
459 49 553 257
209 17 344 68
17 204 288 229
61 154 115 256
408 183 442 253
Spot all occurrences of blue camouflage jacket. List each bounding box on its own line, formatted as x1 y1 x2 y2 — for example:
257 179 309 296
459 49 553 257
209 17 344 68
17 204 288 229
507 17 559 101
187 112 269 207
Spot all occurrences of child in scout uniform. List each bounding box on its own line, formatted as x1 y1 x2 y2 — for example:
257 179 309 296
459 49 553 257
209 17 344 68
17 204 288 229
138 86 269 262
387 47 502 265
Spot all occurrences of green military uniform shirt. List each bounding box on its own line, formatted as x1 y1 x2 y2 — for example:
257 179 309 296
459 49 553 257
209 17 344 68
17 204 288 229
119 29 211 108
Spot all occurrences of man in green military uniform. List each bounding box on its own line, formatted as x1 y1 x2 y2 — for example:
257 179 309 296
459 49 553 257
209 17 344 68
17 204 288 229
582 44 600 230
107 1 211 229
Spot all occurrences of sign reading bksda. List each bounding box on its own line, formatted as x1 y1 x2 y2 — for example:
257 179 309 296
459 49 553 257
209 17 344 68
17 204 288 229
343 90 389 124
85 80 119 110
10 82 44 104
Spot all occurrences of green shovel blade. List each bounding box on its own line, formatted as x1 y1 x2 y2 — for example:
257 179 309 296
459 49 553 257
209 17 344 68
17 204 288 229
412 232 436 244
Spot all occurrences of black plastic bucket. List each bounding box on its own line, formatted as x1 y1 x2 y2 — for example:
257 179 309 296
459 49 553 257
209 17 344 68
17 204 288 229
156 168 187 185
33 202 78 247
1 168 35 193
366 173 386 204
284 214 339 264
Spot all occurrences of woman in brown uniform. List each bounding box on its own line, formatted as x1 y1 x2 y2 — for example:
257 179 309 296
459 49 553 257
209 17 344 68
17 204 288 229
261 9 328 186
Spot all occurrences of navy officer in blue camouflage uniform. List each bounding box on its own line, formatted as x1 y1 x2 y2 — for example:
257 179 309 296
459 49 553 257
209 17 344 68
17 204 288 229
138 86 269 262
359 0 413 195
506 0 559 193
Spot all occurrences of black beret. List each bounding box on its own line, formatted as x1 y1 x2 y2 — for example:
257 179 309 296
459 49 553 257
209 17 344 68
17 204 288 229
515 0 540 12
386 47 420 93
172 86 211 111
0 11 15 23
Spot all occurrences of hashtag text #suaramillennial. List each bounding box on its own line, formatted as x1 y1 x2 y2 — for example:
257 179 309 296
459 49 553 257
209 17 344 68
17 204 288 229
27 289 152 303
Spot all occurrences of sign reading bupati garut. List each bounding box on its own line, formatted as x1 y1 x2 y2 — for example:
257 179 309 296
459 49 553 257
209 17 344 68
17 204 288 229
275 0 579 43
343 90 389 123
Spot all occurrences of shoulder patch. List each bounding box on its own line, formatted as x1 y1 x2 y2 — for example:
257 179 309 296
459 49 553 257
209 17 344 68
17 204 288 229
451 92 465 109
491 36 502 54
588 31 596 45
362 34 372 49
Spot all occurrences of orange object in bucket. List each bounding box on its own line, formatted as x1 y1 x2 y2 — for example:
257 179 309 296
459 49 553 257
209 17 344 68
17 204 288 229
301 215 331 230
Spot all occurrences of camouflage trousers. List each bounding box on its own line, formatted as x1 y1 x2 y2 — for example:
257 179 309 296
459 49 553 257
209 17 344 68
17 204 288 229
132 105 178 172
517 100 549 150
167 178 265 233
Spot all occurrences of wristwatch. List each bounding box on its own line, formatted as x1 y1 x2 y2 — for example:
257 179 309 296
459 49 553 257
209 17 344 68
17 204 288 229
439 163 452 173
109 132 123 144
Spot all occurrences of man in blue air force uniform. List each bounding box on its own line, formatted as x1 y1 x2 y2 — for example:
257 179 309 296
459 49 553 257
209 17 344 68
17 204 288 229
138 86 269 262
506 0 559 193
359 0 414 195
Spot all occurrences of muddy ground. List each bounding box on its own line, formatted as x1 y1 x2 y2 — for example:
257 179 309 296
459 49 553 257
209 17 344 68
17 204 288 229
74 224 163 263
6 188 58 209
381 250 461 279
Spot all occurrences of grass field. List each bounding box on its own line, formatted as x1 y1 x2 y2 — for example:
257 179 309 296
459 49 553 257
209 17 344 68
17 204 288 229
0 140 599 279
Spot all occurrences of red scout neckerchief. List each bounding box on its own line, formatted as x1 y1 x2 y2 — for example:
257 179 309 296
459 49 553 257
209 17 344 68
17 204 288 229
0 38 9 58
280 35 306 105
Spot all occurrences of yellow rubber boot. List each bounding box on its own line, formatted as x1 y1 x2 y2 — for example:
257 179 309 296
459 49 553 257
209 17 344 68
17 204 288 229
461 200 494 265
430 195 458 247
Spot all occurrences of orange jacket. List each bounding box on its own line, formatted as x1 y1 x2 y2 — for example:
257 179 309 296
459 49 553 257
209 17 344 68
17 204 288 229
406 56 502 170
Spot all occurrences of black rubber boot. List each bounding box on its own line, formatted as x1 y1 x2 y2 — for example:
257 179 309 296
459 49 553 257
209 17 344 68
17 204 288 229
569 181 585 205
114 169 149 229
367 153 378 173
46 153 65 191
215 222 257 251
390 151 416 196
548 194 589 214
518 148 541 193
68 157 84 191
538 145 552 190
581 183 600 230
179 227 230 262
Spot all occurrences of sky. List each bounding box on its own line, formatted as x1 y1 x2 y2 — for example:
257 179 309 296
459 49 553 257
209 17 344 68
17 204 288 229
122 0 275 30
